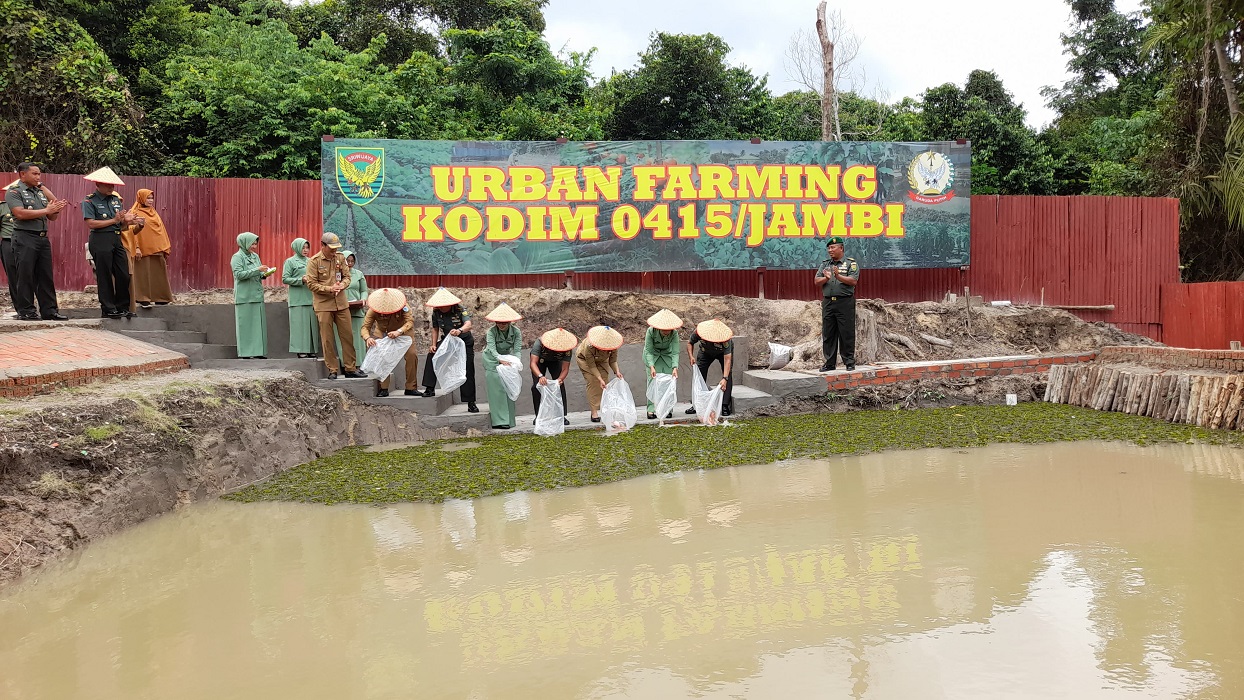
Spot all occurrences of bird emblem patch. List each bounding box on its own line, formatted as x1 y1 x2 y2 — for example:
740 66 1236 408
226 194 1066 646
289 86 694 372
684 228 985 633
907 150 956 204
336 148 385 206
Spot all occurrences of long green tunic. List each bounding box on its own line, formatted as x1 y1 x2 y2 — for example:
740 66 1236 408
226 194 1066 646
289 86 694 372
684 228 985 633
231 232 267 358
335 252 369 363
283 238 319 354
483 324 522 428
642 327 680 413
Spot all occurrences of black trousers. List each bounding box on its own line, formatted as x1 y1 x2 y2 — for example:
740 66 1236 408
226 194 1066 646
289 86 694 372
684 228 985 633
1 237 18 309
88 230 130 315
421 334 477 403
531 357 569 416
696 351 733 412
821 296 856 367
12 230 58 317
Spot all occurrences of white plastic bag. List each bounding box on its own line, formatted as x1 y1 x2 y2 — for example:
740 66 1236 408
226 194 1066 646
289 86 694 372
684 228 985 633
432 334 467 393
768 341 793 371
495 354 522 401
692 368 724 426
600 377 638 434
360 335 412 379
533 379 565 437
645 373 677 421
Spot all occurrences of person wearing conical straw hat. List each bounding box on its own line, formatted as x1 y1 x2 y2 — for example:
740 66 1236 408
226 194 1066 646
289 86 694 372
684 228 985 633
422 287 477 412
361 288 420 397
685 319 735 417
643 309 682 420
529 328 577 427
82 167 136 318
482 302 523 429
282 238 319 357
5 163 68 321
336 250 369 365
576 325 624 423
231 232 276 359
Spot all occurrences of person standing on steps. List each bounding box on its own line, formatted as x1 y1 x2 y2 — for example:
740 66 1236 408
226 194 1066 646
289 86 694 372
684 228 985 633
125 189 174 307
482 302 523 430
685 319 735 417
341 250 369 365
304 232 365 380
576 325 624 424
643 309 682 420
815 236 859 372
82 167 137 319
360 288 419 398
1 179 22 317
6 163 69 321
530 328 576 426
423 287 477 412
282 238 319 358
231 232 275 359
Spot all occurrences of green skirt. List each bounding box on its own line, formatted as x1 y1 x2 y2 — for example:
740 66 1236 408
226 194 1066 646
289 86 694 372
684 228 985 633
484 366 516 428
288 304 320 354
235 302 268 358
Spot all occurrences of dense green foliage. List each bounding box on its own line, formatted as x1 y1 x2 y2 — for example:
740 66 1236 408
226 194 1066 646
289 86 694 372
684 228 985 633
225 402 1244 504
1 0 1242 277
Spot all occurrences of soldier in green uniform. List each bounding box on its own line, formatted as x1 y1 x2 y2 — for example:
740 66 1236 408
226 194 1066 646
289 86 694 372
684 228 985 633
81 167 137 318
815 236 860 372
6 163 69 321
1 179 19 315
422 288 477 411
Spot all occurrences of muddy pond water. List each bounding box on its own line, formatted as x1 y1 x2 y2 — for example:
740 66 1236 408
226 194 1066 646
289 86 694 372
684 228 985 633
3 441 1244 699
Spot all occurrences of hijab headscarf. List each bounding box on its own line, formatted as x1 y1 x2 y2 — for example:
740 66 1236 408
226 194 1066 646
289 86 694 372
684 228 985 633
128 189 171 256
237 232 258 253
286 238 310 278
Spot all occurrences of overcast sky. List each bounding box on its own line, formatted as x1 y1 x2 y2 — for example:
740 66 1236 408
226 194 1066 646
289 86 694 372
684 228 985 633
543 0 1145 130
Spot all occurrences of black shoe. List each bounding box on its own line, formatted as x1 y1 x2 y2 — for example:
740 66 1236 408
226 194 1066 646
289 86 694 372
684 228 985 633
467 403 479 413
103 311 123 318
590 416 601 423
646 411 657 420
343 370 367 379
721 408 733 417
45 312 69 321
254 356 267 359
376 389 390 398
420 388 436 397
665 412 674 420
326 371 338 380
18 313 39 321
685 406 697 415
846 364 855 371
818 363 835 372
492 425 511 430
404 389 420 396
125 312 136 319
297 353 309 358
563 417 570 425
138 302 153 309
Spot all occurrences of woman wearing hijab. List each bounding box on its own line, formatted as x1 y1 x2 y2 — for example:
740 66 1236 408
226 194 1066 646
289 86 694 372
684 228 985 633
231 232 274 359
341 250 369 364
576 325 624 423
482 302 523 430
643 309 682 420
125 189 173 307
282 238 319 358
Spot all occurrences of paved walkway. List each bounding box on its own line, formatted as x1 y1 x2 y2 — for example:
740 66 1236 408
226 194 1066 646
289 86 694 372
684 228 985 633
0 327 188 397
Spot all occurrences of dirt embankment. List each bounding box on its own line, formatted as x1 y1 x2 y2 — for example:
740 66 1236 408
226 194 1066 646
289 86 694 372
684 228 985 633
35 287 1157 367
0 371 447 585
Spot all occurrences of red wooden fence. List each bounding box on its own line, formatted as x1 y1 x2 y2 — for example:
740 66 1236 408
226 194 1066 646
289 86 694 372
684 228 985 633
31 174 1187 342
1161 282 1244 349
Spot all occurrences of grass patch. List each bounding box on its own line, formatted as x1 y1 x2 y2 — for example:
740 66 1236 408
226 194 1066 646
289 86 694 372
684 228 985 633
225 403 1244 505
84 423 124 441
29 472 80 499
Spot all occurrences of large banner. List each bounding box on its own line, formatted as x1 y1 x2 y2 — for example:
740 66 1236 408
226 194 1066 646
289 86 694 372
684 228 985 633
322 139 971 275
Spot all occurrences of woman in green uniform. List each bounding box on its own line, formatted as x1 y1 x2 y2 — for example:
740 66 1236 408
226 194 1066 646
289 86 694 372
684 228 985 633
643 309 682 419
341 250 369 364
482 302 523 430
282 238 319 358
231 232 273 359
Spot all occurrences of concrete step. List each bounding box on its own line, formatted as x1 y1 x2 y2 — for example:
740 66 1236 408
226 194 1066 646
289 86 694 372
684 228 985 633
310 377 456 414
196 358 324 376
116 329 207 344
419 402 731 434
742 369 827 398
168 343 236 363
62 308 169 330
731 385 777 412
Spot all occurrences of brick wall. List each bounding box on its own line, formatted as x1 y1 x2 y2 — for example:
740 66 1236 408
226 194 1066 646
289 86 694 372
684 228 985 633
1096 346 1244 372
0 358 189 398
824 353 1098 391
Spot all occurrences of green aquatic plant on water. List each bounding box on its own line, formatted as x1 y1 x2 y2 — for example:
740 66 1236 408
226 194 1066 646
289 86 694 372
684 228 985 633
225 403 1244 505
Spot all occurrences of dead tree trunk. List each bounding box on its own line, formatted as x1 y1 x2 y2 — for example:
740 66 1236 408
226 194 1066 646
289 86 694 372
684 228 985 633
815 1 836 141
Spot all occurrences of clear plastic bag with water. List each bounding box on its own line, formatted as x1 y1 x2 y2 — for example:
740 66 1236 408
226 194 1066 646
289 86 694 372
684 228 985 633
600 377 638 434
495 354 523 401
768 341 793 371
692 367 724 426
432 334 467 393
646 373 677 422
533 379 565 437
359 335 412 379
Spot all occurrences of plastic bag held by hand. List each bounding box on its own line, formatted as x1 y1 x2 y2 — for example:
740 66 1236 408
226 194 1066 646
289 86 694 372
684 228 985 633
432 335 467 393
768 341 793 371
359 335 413 379
692 368 724 426
600 377 638 434
495 354 523 401
533 379 565 437
646 373 677 422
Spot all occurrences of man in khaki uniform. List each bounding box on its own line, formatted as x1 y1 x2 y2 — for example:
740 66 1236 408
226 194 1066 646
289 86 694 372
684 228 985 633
360 288 419 397
304 232 365 379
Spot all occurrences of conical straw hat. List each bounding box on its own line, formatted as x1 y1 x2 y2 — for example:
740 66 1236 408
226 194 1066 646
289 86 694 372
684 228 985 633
485 302 523 322
647 308 683 330
368 288 407 314
540 328 578 352
587 325 623 351
696 319 733 343
425 287 461 307
83 167 124 185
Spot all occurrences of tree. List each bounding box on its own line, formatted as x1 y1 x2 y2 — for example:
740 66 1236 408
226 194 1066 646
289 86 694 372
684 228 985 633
784 4 884 140
602 32 772 140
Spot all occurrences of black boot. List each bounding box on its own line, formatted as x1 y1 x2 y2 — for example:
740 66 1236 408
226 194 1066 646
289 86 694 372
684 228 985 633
467 403 478 413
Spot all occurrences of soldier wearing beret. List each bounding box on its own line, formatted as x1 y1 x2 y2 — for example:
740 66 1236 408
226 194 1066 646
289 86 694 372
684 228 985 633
815 236 859 372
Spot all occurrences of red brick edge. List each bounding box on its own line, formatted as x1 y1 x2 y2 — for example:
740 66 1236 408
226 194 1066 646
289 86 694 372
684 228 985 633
824 353 1099 391
0 357 190 398
1096 345 1244 371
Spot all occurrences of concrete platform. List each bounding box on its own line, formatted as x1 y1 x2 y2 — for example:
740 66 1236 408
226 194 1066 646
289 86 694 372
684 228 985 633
419 402 717 434
0 327 188 397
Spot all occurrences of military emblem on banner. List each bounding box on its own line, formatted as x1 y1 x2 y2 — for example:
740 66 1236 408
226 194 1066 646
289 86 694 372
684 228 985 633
336 147 385 206
907 151 956 204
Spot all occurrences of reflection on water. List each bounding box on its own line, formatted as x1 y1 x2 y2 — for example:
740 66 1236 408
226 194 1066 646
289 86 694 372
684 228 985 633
2 441 1242 699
